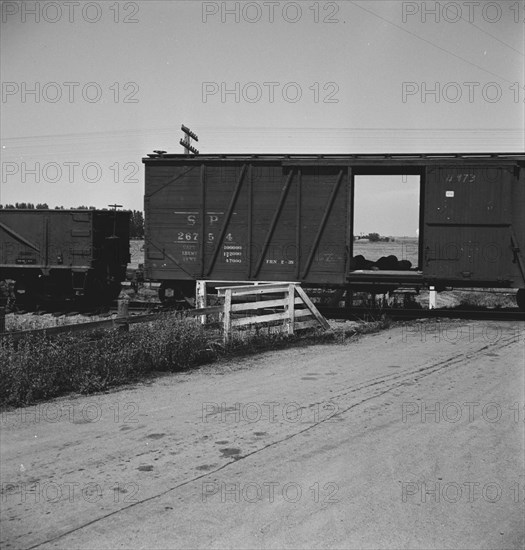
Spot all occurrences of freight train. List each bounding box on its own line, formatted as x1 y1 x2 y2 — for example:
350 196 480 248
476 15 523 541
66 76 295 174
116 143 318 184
142 152 525 311
2 152 524 311
0 209 130 306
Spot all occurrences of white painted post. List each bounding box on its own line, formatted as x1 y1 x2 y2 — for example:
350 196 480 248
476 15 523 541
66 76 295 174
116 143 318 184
287 283 295 335
196 280 207 325
429 286 436 309
116 295 130 331
223 288 232 344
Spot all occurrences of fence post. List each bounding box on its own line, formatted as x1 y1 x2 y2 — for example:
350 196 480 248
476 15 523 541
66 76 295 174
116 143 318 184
345 288 353 308
287 283 295 335
116 295 130 332
196 280 207 325
429 286 436 309
0 306 5 334
223 288 232 344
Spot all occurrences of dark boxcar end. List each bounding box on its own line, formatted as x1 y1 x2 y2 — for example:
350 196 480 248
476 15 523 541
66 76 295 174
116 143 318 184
0 209 130 304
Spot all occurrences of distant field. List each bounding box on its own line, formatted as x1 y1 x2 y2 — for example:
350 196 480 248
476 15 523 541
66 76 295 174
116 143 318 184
129 240 144 268
353 238 419 267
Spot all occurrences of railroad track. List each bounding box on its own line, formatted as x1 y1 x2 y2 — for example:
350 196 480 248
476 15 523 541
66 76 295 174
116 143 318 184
6 300 165 317
126 303 525 322
7 298 525 322
4 302 523 344
318 306 525 322
1 304 222 342
120 299 525 322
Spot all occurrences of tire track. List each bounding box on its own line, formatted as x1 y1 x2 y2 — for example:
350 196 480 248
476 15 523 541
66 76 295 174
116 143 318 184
27 332 521 549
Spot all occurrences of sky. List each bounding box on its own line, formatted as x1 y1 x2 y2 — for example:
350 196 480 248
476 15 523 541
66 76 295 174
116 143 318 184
1 0 524 236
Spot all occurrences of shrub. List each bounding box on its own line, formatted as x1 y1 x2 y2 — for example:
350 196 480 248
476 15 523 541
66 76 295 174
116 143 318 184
0 316 214 407
0 312 392 408
130 315 213 371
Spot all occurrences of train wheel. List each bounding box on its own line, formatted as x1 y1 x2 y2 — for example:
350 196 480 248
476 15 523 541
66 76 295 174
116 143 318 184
517 289 525 311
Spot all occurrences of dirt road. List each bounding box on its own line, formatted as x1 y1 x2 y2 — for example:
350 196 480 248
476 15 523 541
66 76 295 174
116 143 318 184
1 320 524 549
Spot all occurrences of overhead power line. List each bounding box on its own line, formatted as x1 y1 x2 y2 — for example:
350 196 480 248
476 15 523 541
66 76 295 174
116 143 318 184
350 1 521 85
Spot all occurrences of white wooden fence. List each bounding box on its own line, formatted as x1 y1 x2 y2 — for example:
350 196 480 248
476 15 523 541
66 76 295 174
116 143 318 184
0 283 330 344
214 282 330 343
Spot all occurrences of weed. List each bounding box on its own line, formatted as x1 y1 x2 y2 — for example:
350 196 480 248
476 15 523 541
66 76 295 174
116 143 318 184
0 316 212 407
0 313 392 408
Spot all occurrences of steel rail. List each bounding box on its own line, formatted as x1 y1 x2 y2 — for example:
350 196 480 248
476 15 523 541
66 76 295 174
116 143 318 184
0 307 222 342
318 306 525 322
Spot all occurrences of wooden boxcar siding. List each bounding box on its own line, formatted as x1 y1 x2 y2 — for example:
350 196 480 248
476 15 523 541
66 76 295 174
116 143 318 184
512 162 525 285
144 162 350 285
0 210 94 270
422 163 522 285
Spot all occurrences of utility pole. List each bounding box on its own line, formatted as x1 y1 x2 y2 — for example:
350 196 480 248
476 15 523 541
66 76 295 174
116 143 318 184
108 204 123 238
180 124 199 155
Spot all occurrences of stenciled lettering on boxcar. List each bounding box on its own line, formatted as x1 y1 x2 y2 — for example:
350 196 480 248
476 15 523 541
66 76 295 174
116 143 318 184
172 210 245 265
439 166 504 185
0 235 93 267
15 252 37 265
260 242 342 266
223 244 243 264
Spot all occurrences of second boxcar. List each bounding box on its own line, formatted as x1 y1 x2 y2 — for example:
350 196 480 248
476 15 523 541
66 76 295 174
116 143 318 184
0 209 130 305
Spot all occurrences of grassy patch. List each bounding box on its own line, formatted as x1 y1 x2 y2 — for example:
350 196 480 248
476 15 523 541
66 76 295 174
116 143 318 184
0 312 393 409
221 315 392 353
0 315 212 408
327 315 393 344
4 312 117 332
454 290 517 310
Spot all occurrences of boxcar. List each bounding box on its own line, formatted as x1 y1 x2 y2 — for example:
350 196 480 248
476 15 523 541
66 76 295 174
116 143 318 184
0 209 130 304
142 152 525 310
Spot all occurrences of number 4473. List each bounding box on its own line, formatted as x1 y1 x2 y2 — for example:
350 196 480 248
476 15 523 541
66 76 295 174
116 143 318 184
445 174 476 183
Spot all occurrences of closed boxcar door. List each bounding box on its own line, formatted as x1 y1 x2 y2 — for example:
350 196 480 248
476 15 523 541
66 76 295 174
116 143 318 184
422 165 514 283
295 165 348 285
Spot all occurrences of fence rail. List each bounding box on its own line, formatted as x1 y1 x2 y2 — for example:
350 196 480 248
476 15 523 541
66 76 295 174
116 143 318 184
0 305 222 343
0 283 329 344
216 282 330 343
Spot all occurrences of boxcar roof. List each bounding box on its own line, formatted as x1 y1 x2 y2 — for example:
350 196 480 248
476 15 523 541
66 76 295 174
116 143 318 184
0 209 128 214
143 152 525 165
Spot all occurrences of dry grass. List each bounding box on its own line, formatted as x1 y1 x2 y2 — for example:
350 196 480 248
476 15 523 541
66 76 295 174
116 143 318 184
0 316 212 407
129 239 144 269
0 309 394 408
416 288 518 310
4 312 117 332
